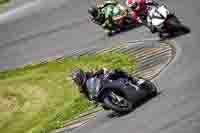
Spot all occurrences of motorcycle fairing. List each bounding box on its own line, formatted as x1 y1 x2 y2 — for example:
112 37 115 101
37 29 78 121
147 5 170 26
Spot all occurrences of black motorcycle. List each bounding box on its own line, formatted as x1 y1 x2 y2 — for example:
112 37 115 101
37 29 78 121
86 76 157 113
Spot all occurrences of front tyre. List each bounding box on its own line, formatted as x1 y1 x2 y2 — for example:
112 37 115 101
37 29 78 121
103 91 133 113
150 25 157 34
148 81 158 97
102 104 111 110
139 80 158 97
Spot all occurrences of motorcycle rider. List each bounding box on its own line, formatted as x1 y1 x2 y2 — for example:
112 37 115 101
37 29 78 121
71 68 138 100
88 5 105 25
88 0 129 35
126 0 158 32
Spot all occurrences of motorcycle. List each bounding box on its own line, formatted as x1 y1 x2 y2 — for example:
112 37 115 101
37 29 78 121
86 76 157 113
146 4 189 38
88 6 135 36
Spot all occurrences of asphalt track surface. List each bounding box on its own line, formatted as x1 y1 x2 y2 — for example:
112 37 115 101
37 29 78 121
0 0 31 13
0 0 199 133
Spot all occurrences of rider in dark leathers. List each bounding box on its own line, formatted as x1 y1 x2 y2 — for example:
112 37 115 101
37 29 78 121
71 68 138 100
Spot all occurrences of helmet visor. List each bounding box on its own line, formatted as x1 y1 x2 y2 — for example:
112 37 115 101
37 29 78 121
73 78 81 86
131 2 138 9
72 70 86 87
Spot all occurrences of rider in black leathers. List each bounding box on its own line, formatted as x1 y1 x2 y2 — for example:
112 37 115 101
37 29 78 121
71 68 138 100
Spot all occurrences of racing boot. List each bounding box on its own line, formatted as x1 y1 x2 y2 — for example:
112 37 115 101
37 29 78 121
104 28 114 36
150 26 157 33
148 24 157 34
102 20 115 36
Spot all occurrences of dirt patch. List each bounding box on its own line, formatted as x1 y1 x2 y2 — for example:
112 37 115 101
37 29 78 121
0 96 17 112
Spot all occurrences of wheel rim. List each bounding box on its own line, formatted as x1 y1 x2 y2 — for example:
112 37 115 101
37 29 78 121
109 92 130 108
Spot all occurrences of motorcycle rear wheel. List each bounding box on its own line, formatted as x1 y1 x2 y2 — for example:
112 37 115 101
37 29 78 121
165 15 182 32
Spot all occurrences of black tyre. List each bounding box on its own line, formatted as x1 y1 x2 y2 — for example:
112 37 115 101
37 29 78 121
167 17 190 35
159 32 164 38
102 104 111 110
166 16 182 32
148 82 158 97
140 80 158 97
103 91 133 113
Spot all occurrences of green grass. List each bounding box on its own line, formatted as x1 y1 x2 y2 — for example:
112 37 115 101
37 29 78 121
0 52 136 133
0 0 10 5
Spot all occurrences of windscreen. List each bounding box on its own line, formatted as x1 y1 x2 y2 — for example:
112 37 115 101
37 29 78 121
86 77 101 97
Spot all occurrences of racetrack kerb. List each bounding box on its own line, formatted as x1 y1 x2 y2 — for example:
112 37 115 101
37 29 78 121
52 39 177 133
0 39 176 133
0 38 176 133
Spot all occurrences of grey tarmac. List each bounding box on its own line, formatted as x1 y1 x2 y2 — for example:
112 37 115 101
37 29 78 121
0 0 199 133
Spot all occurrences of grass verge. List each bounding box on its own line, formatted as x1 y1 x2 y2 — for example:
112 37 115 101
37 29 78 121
0 0 10 5
0 52 136 133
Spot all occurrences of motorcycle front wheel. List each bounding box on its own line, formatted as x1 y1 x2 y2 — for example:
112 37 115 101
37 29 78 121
103 91 133 113
139 80 158 97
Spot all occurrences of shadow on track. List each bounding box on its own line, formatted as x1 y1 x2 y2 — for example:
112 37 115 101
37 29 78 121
107 24 143 37
159 25 191 40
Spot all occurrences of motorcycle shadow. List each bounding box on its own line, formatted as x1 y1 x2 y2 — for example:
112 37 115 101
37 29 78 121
106 91 162 118
160 25 191 40
108 24 143 37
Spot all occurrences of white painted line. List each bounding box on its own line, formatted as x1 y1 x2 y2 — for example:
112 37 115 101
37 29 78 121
126 37 160 44
67 120 89 129
127 41 144 46
0 0 70 24
0 0 42 24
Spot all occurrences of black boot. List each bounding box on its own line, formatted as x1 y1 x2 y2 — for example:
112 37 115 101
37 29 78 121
150 26 157 33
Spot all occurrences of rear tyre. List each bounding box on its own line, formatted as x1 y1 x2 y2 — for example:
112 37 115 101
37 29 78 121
166 16 182 32
167 17 190 35
180 25 190 33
